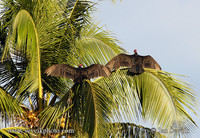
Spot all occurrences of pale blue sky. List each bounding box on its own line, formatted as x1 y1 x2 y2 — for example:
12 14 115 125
94 0 200 137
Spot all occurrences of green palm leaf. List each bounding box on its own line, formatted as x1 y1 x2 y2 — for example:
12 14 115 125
0 127 35 137
2 10 43 109
109 122 166 138
0 88 22 118
95 69 198 136
0 46 24 96
71 80 114 137
1 0 198 137
39 91 73 129
40 80 115 137
70 23 125 66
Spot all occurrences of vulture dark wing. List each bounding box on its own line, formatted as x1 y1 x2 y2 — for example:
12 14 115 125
44 64 78 80
142 55 161 70
82 64 111 80
105 54 132 71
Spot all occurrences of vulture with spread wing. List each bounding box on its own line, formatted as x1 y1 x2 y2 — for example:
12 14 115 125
106 49 161 74
45 64 111 83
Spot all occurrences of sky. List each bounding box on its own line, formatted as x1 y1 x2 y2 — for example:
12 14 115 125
94 0 200 137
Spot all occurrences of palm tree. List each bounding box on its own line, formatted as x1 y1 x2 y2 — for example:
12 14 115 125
0 0 198 137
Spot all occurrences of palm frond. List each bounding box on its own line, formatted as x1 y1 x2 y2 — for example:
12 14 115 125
66 0 94 29
39 90 72 130
95 69 199 136
2 9 43 109
108 122 166 138
145 69 199 133
40 80 115 137
0 127 35 137
69 23 125 66
0 45 26 96
0 0 37 50
95 70 142 123
0 88 22 118
71 80 116 137
40 0 94 67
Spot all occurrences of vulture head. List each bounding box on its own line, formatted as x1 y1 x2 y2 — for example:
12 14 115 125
79 63 83 68
134 49 138 56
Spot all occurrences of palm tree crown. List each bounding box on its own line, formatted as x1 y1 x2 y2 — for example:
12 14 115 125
0 0 199 137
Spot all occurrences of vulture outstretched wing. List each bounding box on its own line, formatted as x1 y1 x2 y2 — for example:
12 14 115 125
82 64 111 80
44 64 78 80
142 55 161 70
105 54 132 71
105 53 161 73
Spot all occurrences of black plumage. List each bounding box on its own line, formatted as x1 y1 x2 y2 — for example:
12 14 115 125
105 49 161 74
45 64 111 83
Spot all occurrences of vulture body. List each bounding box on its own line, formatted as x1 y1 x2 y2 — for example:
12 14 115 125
105 50 161 74
45 64 111 83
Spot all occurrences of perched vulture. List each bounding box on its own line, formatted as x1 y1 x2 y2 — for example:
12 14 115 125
105 49 161 74
45 64 111 83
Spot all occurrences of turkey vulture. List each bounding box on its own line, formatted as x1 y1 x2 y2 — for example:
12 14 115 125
45 64 111 83
105 49 161 74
